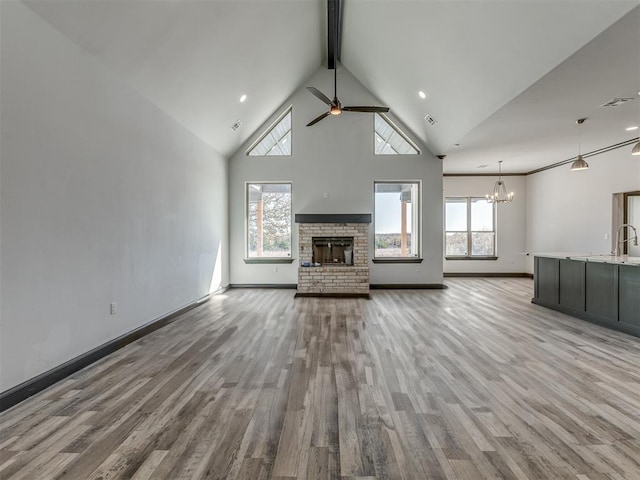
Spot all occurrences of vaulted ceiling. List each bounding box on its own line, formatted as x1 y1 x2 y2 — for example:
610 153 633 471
24 0 640 174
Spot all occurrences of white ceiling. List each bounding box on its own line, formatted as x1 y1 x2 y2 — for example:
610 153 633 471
24 0 325 158
24 0 640 173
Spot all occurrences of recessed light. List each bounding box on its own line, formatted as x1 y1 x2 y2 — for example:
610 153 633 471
453 143 461 147
418 91 426 99
239 94 247 103
626 126 639 131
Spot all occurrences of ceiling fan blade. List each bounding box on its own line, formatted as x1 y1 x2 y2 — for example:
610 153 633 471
343 106 390 113
306 111 331 127
307 87 332 106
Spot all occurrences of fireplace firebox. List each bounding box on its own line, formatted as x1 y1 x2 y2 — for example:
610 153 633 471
312 237 354 265
296 215 370 297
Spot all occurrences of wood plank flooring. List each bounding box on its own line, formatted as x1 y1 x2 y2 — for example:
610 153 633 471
1 278 640 479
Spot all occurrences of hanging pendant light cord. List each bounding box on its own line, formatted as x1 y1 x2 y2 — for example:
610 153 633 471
578 122 582 156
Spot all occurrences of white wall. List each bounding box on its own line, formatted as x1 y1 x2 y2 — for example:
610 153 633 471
526 146 640 272
443 176 527 273
229 67 443 286
0 2 228 391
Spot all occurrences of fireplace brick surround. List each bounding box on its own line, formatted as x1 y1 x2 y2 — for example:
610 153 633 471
296 215 370 297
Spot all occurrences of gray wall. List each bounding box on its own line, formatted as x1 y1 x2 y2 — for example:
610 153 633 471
444 176 527 273
526 146 640 272
0 2 228 391
229 67 443 285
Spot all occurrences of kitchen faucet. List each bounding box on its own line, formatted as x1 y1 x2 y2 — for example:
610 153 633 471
614 224 638 257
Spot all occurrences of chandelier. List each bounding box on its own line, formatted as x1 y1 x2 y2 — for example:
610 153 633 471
486 161 513 204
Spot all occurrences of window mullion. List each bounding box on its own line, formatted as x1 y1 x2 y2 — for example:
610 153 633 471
493 204 496 256
444 196 497 259
247 107 292 156
467 198 472 256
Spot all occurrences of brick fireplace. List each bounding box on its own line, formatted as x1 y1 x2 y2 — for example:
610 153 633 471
295 214 370 297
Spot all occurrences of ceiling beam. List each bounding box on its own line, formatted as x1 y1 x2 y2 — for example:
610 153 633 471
327 0 343 69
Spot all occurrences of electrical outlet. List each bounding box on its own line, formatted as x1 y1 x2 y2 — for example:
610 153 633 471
275 266 279 273
110 302 116 315
323 192 329 199
604 233 609 240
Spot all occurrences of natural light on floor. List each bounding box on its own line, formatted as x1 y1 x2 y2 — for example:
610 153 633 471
209 240 223 294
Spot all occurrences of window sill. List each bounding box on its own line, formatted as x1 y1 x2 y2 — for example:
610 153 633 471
244 258 295 264
372 258 423 264
445 256 498 261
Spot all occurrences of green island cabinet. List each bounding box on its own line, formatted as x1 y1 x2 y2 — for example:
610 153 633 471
532 256 640 337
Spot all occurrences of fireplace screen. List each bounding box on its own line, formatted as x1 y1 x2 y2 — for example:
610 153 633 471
312 237 354 265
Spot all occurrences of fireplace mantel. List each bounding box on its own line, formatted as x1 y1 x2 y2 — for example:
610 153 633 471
295 213 371 224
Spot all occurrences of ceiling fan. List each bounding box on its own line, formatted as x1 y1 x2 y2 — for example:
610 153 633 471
306 66 390 126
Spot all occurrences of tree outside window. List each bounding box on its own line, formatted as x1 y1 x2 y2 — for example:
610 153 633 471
247 183 291 258
445 197 496 258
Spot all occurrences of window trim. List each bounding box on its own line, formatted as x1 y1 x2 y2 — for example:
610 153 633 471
444 196 497 260
374 113 421 155
445 256 498 261
245 106 293 156
245 181 293 262
244 258 294 264
372 257 423 264
373 180 422 261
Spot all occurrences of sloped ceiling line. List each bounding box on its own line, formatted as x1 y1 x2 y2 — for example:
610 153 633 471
526 137 640 176
22 0 639 171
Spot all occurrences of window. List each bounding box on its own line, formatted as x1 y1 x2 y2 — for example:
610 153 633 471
246 107 292 156
374 182 420 259
445 197 496 258
374 113 419 155
246 183 292 259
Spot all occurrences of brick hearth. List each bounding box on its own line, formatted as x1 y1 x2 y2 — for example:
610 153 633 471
297 221 369 296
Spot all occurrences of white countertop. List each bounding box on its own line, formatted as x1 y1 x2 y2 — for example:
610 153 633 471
527 252 640 266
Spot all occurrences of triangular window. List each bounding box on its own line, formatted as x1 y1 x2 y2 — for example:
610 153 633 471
374 113 419 155
247 107 292 156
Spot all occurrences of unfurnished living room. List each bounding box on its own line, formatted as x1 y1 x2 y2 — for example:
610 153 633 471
1 1 640 479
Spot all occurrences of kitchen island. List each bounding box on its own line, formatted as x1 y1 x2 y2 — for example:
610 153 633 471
531 253 640 337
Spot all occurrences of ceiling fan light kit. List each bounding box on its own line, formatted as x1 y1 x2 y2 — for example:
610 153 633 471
306 67 389 126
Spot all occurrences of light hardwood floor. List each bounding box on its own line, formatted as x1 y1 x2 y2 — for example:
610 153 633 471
1 278 640 479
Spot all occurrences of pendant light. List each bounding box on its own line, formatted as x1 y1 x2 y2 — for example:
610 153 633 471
570 118 589 170
486 161 514 204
